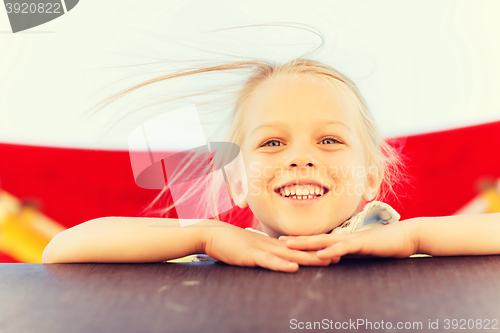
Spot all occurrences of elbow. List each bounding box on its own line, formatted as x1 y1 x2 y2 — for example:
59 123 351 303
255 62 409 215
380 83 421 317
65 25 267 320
41 219 99 263
41 249 54 263
42 236 60 263
42 233 70 263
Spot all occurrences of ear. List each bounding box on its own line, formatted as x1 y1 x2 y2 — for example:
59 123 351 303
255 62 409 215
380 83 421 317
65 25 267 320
362 165 383 202
227 179 248 209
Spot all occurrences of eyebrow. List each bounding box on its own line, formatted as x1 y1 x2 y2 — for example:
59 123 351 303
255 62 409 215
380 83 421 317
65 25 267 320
250 120 352 136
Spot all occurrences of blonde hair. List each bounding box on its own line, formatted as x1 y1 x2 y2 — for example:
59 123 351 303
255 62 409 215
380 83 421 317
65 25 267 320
90 57 407 223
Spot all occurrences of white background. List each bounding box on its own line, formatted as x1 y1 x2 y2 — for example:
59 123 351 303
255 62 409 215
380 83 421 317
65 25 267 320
0 0 499 150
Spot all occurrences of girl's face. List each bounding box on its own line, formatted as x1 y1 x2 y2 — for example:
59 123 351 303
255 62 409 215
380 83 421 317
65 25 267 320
238 74 378 238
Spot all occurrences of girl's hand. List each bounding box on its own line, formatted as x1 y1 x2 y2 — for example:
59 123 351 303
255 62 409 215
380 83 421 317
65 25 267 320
203 222 331 273
279 220 420 261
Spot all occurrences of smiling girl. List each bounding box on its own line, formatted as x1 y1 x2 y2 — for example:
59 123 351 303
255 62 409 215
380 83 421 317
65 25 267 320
42 58 500 272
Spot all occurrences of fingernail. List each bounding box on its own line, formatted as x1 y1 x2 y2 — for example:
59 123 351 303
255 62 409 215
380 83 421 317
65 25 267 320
317 250 325 255
286 239 296 244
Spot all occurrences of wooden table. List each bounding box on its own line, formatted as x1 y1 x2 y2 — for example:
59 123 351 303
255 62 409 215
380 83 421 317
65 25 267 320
1 256 500 332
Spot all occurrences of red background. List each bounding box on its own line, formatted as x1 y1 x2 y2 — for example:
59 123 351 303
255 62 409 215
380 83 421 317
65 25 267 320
1 120 500 262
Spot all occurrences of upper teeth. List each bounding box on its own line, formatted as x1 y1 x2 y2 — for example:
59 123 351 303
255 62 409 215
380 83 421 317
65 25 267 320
279 184 325 197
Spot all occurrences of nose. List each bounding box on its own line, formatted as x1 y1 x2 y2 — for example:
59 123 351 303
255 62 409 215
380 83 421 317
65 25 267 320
285 141 318 171
289 160 315 178
287 148 316 169
290 162 314 168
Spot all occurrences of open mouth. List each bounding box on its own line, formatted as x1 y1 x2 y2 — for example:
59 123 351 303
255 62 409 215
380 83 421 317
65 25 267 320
274 184 329 200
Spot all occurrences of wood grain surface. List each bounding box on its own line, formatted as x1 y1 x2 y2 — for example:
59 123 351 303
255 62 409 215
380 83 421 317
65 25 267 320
1 255 500 332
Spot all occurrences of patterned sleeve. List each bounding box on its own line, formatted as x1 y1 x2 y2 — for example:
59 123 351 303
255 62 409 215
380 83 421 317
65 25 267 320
331 201 401 235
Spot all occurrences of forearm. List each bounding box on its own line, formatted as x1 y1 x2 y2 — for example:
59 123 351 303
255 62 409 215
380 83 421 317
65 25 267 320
411 213 500 256
42 217 223 263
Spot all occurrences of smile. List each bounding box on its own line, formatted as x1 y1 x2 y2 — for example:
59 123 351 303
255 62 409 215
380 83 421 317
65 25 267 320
274 184 329 205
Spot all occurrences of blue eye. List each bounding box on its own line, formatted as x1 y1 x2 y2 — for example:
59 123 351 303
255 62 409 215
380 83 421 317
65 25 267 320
261 137 342 147
262 139 282 147
321 137 341 144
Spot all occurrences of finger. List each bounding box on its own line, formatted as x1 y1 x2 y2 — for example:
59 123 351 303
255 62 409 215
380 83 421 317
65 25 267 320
278 235 314 241
329 256 342 264
284 234 340 250
316 238 364 259
269 235 318 247
260 237 332 266
252 249 299 273
266 244 332 266
316 254 342 264
302 252 332 266
278 235 299 240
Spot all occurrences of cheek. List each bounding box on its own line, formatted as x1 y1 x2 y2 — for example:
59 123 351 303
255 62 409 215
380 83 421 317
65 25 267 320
245 159 271 197
248 155 275 180
327 153 366 186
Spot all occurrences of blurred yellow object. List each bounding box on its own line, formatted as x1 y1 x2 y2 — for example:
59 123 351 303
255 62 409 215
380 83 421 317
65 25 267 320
166 255 199 263
454 178 500 215
0 190 66 263
483 187 500 213
166 254 216 263
0 188 207 263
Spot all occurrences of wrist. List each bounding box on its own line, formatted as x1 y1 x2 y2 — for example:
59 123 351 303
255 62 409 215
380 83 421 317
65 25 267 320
401 217 428 255
196 219 226 255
